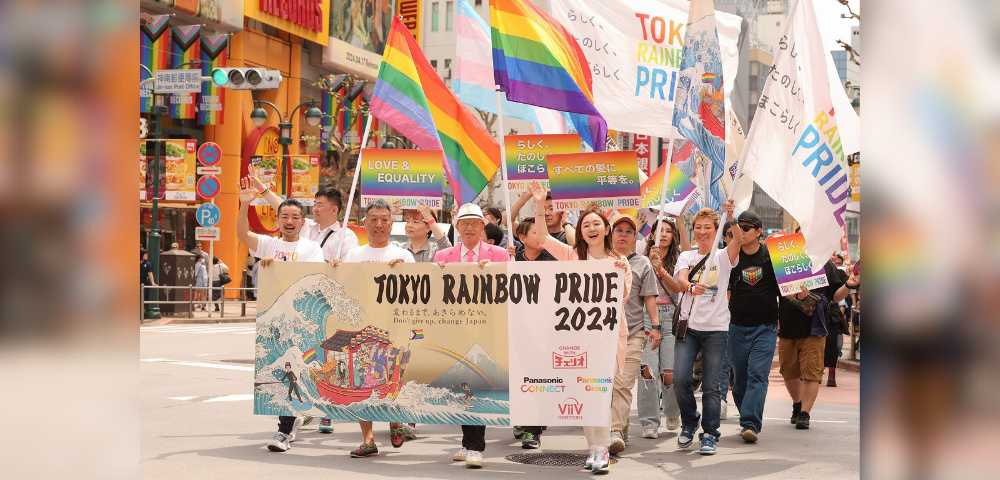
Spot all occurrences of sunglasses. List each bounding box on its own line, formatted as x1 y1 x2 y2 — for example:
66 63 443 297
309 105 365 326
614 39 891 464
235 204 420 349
738 224 758 232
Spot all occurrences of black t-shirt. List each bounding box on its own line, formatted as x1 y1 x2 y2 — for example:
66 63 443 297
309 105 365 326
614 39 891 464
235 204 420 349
728 244 780 327
777 261 845 339
515 248 556 261
140 260 154 285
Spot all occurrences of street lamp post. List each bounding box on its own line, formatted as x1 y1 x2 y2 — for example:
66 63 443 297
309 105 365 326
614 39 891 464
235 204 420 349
251 100 323 196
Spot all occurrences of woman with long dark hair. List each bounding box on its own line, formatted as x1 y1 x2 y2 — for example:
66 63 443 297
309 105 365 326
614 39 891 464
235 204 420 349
528 181 631 474
637 215 689 438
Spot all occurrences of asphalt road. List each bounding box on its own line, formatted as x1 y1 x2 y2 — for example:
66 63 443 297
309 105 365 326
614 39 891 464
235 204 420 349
141 323 860 479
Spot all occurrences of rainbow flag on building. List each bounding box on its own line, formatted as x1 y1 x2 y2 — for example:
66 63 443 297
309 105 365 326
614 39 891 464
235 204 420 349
169 25 200 120
302 348 317 364
140 15 172 113
489 0 607 151
370 16 501 204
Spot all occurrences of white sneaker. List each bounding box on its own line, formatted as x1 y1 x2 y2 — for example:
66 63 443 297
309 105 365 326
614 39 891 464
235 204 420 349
592 447 610 473
584 446 597 469
453 448 469 461
403 423 416 439
666 416 682 431
289 416 304 442
267 432 290 452
465 450 484 468
641 426 659 439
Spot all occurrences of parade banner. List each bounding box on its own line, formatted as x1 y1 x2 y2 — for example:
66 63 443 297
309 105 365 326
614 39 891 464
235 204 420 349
547 0 741 140
289 155 321 206
739 0 849 272
766 232 830 296
546 151 641 211
850 162 860 202
504 134 581 214
254 261 624 425
507 262 622 426
361 149 444 210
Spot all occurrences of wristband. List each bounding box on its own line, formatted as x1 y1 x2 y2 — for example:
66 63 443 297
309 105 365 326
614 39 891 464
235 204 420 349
258 187 270 196
656 268 667 278
651 324 661 330
426 218 436 226
688 284 697 294
563 222 572 229
534 210 546 215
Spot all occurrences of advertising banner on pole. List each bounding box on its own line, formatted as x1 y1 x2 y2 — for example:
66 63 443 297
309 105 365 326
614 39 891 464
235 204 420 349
254 261 624 425
546 151 641 211
289 155 321 206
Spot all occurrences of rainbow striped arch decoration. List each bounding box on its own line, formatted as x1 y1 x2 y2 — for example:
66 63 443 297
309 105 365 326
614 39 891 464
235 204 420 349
489 0 607 151
422 345 496 389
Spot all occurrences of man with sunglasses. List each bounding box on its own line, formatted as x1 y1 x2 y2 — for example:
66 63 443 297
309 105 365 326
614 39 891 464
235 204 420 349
719 200 780 444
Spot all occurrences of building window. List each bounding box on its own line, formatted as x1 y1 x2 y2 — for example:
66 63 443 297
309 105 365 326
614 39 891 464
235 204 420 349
475 0 482 4
432 2 439 31
446 1 454 31
431 59 438 69
444 58 451 69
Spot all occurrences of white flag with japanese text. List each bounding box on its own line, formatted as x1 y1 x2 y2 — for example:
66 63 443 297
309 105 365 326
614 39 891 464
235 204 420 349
739 0 849 272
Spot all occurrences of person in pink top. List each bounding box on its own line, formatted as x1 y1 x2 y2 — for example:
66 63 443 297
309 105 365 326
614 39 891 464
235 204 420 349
526 180 632 474
433 203 509 469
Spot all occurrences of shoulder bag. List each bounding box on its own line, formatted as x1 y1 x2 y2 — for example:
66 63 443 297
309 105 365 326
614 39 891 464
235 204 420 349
672 253 710 341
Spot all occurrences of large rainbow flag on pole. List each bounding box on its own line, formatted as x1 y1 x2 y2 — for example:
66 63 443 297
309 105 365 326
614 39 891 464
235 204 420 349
489 0 607 151
370 16 501 204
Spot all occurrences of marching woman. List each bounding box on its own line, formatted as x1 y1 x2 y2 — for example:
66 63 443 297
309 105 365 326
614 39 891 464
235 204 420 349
527 180 632 474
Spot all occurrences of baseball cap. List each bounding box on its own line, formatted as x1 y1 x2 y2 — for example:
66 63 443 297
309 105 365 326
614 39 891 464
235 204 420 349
612 215 638 231
170 242 179 248
736 211 762 229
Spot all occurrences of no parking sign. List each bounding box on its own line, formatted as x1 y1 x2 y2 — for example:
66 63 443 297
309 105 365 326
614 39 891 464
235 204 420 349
197 175 221 200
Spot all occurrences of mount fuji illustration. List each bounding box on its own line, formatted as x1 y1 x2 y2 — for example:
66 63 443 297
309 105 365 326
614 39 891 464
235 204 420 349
428 344 509 391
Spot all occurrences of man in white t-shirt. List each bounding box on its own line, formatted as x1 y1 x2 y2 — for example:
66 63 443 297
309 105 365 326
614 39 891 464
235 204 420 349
671 207 732 456
331 199 414 458
237 176 325 453
251 172 360 261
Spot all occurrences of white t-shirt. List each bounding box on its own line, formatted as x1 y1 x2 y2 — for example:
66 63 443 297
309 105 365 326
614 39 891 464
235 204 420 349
250 235 325 263
342 244 415 264
300 218 361 261
674 249 732 332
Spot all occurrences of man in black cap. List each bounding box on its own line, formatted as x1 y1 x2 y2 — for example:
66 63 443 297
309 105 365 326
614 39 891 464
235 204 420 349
719 200 781 443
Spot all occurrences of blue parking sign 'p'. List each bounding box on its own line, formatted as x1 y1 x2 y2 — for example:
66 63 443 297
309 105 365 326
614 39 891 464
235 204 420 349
196 203 220 227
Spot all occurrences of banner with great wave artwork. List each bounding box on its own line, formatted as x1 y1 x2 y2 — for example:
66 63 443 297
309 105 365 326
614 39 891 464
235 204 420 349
253 261 624 426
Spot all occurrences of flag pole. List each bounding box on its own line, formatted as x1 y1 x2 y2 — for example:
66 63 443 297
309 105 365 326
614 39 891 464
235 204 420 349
338 114 376 259
654 129 678 247
495 90 515 254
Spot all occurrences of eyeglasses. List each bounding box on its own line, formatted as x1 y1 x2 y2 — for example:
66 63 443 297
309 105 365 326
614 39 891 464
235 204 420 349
613 227 635 236
738 224 757 232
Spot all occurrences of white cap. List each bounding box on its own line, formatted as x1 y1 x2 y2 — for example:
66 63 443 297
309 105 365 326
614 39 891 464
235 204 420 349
455 203 487 223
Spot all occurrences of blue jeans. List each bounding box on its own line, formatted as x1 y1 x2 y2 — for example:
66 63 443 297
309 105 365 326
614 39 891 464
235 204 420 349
720 341 731 405
673 328 728 439
639 305 681 429
727 323 778 433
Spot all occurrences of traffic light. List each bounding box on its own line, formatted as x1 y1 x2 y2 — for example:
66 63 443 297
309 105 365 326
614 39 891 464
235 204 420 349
211 68 283 90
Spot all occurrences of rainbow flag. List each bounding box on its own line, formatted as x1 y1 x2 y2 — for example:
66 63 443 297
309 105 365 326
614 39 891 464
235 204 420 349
169 25 200 120
140 15 172 113
302 348 317 364
198 34 228 125
702 72 717 83
489 0 607 151
410 329 424 340
370 16 501 204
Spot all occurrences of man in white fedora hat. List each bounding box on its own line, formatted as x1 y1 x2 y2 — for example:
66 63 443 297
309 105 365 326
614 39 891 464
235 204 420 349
433 203 510 468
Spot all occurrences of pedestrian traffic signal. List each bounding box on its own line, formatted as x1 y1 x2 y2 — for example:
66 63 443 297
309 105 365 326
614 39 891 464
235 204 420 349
211 68 283 90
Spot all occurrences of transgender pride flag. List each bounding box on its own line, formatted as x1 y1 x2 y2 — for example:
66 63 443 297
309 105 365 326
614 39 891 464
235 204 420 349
454 0 572 136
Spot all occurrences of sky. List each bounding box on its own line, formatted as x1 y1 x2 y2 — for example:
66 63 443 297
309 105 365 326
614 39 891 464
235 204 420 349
812 0 860 51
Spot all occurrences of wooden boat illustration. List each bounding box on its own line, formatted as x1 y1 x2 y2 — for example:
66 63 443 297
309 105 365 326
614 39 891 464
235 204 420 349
310 326 406 406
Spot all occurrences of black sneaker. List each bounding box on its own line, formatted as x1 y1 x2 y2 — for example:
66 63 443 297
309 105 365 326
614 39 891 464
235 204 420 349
513 426 525 439
521 432 541 449
790 402 802 424
795 411 811 429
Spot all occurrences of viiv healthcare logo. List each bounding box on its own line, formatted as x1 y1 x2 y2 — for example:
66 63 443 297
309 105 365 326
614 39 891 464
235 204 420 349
557 398 584 421
553 346 587 369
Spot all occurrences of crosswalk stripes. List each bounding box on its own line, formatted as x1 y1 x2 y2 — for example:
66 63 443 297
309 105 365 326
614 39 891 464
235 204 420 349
140 325 256 335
